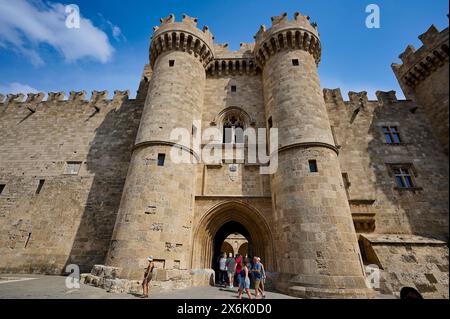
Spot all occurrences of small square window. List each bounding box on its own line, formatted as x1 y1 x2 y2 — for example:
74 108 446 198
65 162 82 175
0 184 5 195
36 180 45 195
309 160 318 173
292 59 299 66
169 60 175 67
192 125 197 136
158 154 166 166
231 85 237 93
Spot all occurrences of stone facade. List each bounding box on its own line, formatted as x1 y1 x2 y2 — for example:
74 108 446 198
0 12 448 298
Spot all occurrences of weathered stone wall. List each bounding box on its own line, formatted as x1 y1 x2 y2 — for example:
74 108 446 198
360 234 448 299
0 12 447 299
0 92 142 274
325 89 449 239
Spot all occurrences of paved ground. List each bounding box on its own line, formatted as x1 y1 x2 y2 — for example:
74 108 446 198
0 274 297 299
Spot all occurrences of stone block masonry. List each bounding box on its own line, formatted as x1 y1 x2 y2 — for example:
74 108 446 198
0 12 448 299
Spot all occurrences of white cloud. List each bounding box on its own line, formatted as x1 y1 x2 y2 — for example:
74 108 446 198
0 0 115 66
98 13 126 42
110 24 125 42
0 82 39 94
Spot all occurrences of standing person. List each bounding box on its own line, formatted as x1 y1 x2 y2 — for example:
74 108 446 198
235 254 243 288
258 257 267 299
251 256 263 299
226 253 236 288
141 256 154 298
238 259 252 300
219 253 228 286
246 256 253 289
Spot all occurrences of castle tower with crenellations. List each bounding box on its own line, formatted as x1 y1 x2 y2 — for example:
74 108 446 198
254 12 370 298
392 24 449 155
104 14 214 278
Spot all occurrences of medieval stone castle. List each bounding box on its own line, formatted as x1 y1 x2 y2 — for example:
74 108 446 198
0 12 448 298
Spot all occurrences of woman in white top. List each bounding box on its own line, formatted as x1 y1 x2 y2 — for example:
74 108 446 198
219 253 228 286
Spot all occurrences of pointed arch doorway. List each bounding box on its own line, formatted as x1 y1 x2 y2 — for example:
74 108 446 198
191 201 276 276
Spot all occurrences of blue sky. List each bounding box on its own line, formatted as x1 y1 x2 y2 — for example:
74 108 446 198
0 0 448 100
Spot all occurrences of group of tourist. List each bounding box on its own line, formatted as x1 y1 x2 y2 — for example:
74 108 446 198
218 253 266 299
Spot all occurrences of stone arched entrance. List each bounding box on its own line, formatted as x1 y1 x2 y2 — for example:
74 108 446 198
191 201 275 272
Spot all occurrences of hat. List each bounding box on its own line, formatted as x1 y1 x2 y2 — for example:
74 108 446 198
147 256 154 261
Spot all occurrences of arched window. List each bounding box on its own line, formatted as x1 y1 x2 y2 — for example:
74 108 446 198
223 113 245 144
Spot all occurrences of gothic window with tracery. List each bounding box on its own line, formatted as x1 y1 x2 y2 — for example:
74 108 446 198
223 114 245 144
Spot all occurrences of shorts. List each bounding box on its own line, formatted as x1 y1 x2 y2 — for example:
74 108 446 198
227 271 235 279
240 277 250 289
254 279 261 290
143 274 152 284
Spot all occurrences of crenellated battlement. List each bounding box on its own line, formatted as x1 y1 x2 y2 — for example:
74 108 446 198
375 90 398 105
323 88 344 104
254 12 321 67
149 14 215 68
0 90 131 108
47 92 66 102
5 93 26 103
392 25 449 89
205 42 260 76
323 88 401 107
69 91 87 102
348 91 369 105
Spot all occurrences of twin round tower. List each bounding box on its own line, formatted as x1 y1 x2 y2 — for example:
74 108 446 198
103 13 372 298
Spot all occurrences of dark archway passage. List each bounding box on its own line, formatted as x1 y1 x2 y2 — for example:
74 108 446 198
212 221 252 278
192 201 276 274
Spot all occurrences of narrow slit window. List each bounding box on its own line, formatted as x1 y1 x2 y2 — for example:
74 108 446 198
342 173 351 188
268 117 273 129
309 160 318 173
231 85 237 93
292 59 299 66
158 154 166 167
192 125 197 136
36 180 45 195
169 60 175 67
0 184 5 195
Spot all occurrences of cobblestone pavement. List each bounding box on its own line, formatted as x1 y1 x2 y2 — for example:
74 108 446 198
0 274 397 299
0 274 297 299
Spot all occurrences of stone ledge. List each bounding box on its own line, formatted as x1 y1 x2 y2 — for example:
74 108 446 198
81 265 215 294
288 285 377 299
361 234 447 246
